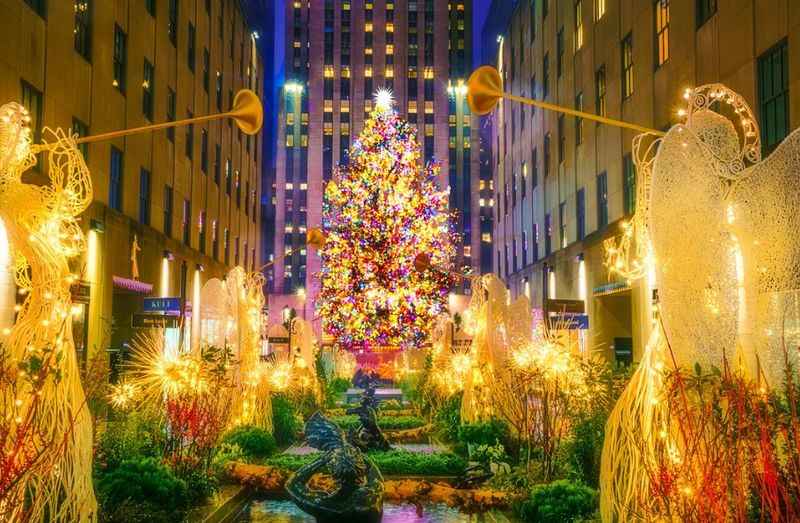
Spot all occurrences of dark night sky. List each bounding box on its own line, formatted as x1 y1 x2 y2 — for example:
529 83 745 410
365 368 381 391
473 0 491 66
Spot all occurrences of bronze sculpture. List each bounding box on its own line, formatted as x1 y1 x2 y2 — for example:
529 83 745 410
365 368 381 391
286 412 384 522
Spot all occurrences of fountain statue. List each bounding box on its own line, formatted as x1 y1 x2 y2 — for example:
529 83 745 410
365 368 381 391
346 373 391 451
286 412 384 523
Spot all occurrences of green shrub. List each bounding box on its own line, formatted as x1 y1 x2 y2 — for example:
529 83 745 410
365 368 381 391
516 480 598 523
97 457 188 518
457 418 510 455
212 442 247 473
264 450 466 476
369 449 466 476
95 413 163 472
380 399 404 411
331 415 425 431
272 394 302 446
433 393 462 442
565 412 606 488
177 464 219 503
221 425 277 458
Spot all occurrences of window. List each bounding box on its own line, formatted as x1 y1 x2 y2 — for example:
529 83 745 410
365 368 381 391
758 40 789 153
142 60 154 120
109 147 123 211
225 159 232 194
212 220 219 259
530 0 536 42
597 171 608 228
182 198 191 246
558 115 565 164
531 148 538 189
542 0 549 18
696 0 716 27
203 49 210 92
596 65 607 116
623 153 636 214
655 0 670 67
576 188 586 240
595 0 606 20
575 92 584 145
559 201 567 248
168 0 178 45
556 28 564 77
185 110 193 159
214 144 221 184
74 0 91 60
164 184 173 237
544 133 551 177
139 168 151 225
187 23 196 72
20 81 43 144
113 25 127 92
145 0 155 16
545 213 552 255
622 33 634 99
198 211 206 254
166 88 176 142
522 162 527 199
543 53 549 98
224 228 230 264
200 129 208 173
72 118 89 159
574 1 584 50
24 0 45 17
216 72 223 111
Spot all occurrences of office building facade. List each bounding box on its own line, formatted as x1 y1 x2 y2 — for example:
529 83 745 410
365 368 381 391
0 0 264 367
492 0 798 363
269 0 488 332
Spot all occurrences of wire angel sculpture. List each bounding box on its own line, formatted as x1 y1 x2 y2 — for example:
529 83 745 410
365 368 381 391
601 84 800 521
0 103 96 521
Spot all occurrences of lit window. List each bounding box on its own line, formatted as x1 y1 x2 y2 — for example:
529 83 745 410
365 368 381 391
300 182 308 190
324 66 334 78
386 23 394 32
408 100 418 113
365 66 373 77
595 0 606 20
286 134 294 146
574 0 584 50
385 67 394 78
482 232 492 242
286 182 294 190
342 66 351 78
424 101 433 113
341 100 350 112
324 99 333 112
365 22 373 32
423 67 434 79
655 0 670 67
386 44 394 55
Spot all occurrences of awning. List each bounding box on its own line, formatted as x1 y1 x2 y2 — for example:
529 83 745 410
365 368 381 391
112 276 153 295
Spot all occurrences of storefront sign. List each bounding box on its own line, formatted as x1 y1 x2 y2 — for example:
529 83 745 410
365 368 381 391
550 313 589 330
132 313 180 328
143 297 181 313
545 298 585 314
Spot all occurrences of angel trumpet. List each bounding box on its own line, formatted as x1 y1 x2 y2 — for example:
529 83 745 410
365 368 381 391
75 89 263 144
467 65 665 137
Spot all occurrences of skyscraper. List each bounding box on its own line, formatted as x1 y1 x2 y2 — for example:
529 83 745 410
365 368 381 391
268 0 485 333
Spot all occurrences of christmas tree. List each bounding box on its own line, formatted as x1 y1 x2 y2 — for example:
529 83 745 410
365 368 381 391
318 90 454 352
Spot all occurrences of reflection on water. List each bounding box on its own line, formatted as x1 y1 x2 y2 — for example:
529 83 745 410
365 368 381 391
237 499 516 522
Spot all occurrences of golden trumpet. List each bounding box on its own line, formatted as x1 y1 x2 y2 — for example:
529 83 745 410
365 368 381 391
467 65 664 137
75 89 263 144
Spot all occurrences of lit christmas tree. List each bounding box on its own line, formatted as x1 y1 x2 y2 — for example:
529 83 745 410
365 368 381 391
318 89 455 352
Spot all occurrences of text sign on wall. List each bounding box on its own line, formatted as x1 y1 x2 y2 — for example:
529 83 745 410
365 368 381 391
132 313 180 329
143 297 182 313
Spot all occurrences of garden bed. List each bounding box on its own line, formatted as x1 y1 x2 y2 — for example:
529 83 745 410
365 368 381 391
329 414 426 431
262 448 466 476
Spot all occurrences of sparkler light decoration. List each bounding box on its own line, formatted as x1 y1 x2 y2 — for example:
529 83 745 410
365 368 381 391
317 91 455 351
0 104 96 521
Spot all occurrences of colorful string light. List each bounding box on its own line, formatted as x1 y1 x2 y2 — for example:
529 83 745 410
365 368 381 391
318 93 455 352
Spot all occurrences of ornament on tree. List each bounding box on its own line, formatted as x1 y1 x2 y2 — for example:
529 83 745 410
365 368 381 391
318 90 455 352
